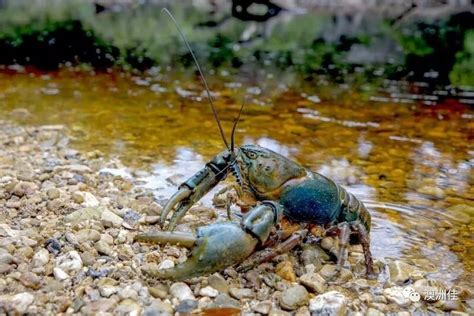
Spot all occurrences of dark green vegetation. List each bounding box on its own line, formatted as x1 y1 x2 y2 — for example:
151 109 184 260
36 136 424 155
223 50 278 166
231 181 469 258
0 1 472 87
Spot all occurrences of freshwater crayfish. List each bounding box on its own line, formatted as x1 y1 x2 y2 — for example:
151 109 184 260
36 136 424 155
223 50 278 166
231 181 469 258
136 9 375 281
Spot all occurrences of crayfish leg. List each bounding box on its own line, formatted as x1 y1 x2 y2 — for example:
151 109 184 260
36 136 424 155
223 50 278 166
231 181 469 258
357 222 376 279
236 229 308 273
336 223 351 270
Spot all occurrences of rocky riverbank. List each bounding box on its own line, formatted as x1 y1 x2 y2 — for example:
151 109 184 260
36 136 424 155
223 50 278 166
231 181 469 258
0 120 471 315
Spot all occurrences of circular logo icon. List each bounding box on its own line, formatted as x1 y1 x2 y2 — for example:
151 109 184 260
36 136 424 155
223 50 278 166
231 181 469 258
409 291 421 302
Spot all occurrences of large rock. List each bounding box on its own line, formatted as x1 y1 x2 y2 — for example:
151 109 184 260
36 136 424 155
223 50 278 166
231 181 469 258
280 285 308 311
309 291 347 316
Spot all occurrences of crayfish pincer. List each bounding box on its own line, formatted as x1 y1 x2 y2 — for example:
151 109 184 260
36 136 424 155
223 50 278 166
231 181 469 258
136 202 281 281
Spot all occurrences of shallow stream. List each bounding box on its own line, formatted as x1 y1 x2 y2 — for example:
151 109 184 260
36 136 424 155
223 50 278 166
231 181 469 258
0 67 472 288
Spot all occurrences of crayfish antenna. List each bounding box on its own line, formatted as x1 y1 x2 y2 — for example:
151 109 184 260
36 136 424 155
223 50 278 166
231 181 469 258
161 8 230 150
230 97 245 154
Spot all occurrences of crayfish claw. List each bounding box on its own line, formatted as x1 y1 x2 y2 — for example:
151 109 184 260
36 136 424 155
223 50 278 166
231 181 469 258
166 203 194 231
160 187 191 229
140 222 258 281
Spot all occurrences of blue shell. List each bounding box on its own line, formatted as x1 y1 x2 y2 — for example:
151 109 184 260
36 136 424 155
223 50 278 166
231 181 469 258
279 173 341 224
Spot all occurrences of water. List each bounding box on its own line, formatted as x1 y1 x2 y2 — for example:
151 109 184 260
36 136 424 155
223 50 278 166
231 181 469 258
0 67 472 287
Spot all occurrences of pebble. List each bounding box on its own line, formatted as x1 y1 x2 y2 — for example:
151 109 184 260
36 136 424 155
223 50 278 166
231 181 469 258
199 286 219 298
148 284 168 299
45 238 61 254
275 261 296 282
11 181 38 197
75 228 101 243
417 186 445 200
208 273 229 294
211 294 240 308
280 285 308 310
47 188 60 199
170 282 195 301
0 251 14 264
114 298 142 315
64 207 103 223
95 240 114 256
383 287 411 307
387 260 416 285
175 299 198 314
0 292 35 313
229 287 253 300
72 192 85 204
252 300 272 314
144 301 174 316
158 259 174 270
54 267 70 281
299 273 327 293
101 209 123 228
18 272 41 289
56 250 83 273
309 291 347 316
301 244 330 265
32 248 50 267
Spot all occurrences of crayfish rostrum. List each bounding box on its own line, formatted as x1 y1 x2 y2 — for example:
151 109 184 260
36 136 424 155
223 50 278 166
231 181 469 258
135 9 375 281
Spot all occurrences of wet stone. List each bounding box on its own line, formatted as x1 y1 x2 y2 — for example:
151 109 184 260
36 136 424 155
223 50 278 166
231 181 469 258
387 260 417 285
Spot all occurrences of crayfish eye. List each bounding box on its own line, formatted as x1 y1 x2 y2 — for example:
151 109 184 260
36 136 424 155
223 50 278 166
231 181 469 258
247 152 257 159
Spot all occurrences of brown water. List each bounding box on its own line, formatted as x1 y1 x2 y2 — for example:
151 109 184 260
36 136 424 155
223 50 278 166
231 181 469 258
0 67 472 287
